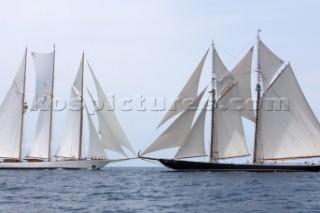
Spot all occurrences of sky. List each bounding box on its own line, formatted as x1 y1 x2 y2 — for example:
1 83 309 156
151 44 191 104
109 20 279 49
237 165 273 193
0 0 320 166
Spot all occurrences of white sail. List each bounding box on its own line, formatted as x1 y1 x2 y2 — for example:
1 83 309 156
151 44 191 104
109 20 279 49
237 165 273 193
214 48 231 95
259 41 284 92
55 58 83 158
0 52 26 158
27 52 54 159
174 100 208 159
142 87 207 156
260 65 320 160
157 50 209 127
85 107 107 159
216 82 250 159
86 87 128 157
230 47 255 121
87 62 135 156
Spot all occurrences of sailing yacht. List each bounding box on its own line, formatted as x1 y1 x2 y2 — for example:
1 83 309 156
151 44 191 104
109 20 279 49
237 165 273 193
0 48 134 169
139 33 320 172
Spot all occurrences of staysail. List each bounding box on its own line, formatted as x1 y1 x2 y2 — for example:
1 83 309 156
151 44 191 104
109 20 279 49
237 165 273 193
87 62 135 157
0 51 26 159
259 64 320 160
142 87 207 156
27 52 54 159
55 56 84 158
85 107 107 159
174 100 209 159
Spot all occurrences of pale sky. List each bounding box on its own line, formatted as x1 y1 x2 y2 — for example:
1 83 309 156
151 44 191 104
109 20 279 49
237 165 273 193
0 0 320 166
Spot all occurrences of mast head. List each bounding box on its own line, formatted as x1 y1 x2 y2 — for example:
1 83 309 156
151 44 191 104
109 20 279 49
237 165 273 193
257 29 261 41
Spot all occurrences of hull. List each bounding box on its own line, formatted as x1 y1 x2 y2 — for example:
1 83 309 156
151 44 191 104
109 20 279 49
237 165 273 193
0 160 110 170
159 159 320 172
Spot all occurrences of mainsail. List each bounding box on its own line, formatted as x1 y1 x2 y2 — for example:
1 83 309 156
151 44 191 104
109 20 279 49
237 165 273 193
27 52 55 159
0 51 26 159
259 64 320 160
87 62 135 157
55 56 84 158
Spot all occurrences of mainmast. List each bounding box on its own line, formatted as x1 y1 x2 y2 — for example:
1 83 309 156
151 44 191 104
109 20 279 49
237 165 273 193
18 48 28 161
78 52 84 160
253 30 262 164
48 45 56 160
210 41 218 162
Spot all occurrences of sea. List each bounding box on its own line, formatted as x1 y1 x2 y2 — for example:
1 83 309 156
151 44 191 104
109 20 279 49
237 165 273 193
0 167 320 213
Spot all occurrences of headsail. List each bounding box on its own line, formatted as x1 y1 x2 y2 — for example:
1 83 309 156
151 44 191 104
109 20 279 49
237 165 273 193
87 62 135 156
0 51 26 159
55 56 84 158
85 107 107 159
174 100 209 159
157 50 209 127
87 87 128 157
142 87 207 156
260 65 320 160
27 52 54 159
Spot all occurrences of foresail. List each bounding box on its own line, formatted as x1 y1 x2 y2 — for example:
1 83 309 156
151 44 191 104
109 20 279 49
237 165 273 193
260 65 320 160
85 107 107 159
55 58 83 158
87 87 128 157
259 41 284 92
87 62 135 156
174 100 208 159
142 87 207 156
27 52 54 159
230 47 255 122
157 50 209 127
0 52 26 158
216 82 249 159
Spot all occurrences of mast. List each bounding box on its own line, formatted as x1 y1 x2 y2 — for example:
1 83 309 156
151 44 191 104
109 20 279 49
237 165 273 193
18 48 27 161
48 45 55 160
253 30 262 164
210 41 218 162
78 52 84 160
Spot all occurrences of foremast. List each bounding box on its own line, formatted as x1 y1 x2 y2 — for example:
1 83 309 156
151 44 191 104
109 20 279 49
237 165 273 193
18 48 28 161
78 52 84 160
210 42 218 162
47 45 56 160
253 30 263 164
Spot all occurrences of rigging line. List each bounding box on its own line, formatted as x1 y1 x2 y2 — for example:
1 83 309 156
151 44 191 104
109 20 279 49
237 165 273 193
215 36 256 67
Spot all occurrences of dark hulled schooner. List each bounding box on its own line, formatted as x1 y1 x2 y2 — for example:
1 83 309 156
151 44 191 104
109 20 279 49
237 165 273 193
139 32 320 172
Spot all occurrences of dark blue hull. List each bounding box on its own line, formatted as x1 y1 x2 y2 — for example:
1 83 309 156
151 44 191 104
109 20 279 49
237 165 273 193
159 159 320 172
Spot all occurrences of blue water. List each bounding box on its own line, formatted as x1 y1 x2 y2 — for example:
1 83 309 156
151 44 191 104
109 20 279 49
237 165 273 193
0 167 320 213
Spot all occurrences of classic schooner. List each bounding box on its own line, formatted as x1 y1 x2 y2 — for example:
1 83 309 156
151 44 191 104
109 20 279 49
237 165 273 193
139 32 320 172
0 48 134 169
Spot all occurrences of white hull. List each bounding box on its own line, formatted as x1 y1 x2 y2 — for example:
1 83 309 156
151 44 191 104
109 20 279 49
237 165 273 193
0 160 110 170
